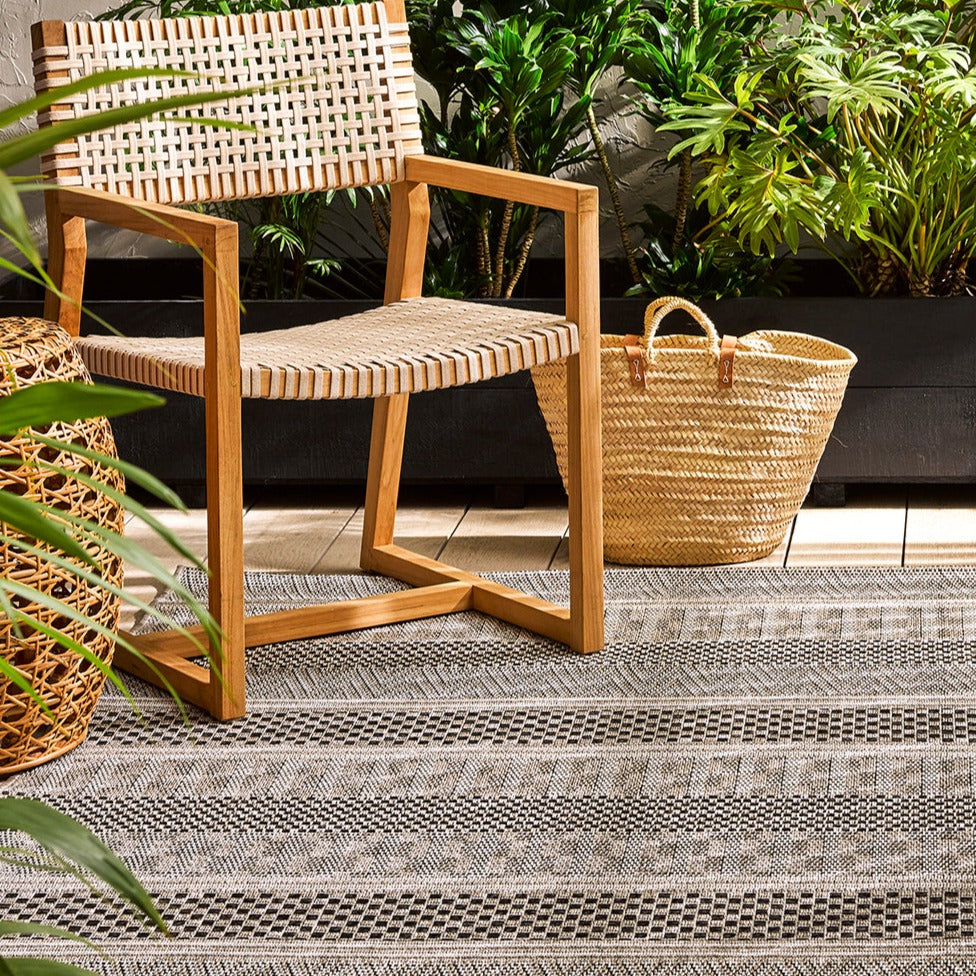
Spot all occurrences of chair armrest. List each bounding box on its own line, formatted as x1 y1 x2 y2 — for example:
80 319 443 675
45 187 239 338
55 187 237 247
403 155 598 215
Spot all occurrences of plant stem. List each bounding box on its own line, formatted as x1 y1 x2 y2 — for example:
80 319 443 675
586 104 639 285
504 205 539 298
477 209 491 298
672 149 693 252
368 194 390 253
492 124 520 298
673 0 700 253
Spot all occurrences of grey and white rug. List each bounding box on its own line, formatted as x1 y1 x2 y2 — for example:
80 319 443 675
4 566 976 974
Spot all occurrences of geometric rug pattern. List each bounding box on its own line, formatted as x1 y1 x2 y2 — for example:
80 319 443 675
4 566 976 973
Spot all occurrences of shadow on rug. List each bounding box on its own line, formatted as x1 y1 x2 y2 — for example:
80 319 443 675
3 566 976 974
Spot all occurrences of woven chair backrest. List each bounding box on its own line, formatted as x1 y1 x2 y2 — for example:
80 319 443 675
31 2 423 205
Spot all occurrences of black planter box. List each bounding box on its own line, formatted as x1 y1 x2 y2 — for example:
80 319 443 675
696 296 976 484
2 262 972 490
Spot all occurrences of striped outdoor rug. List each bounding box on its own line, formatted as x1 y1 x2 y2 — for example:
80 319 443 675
4 566 976 973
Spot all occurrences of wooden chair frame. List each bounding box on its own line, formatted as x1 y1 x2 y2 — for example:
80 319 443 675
37 9 604 721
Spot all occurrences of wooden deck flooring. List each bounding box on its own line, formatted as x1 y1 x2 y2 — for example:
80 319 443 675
120 484 976 629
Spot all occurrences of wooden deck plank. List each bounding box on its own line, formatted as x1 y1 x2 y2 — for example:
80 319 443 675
312 499 468 573
242 504 357 572
439 502 568 572
120 507 211 631
786 486 907 566
114 483 944 635
904 485 976 565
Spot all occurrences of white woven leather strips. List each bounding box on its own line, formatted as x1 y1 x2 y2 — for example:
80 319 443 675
32 3 423 203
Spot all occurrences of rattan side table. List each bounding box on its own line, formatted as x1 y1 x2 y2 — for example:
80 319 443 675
0 319 125 774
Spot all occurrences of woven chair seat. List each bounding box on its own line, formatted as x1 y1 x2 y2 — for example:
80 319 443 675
77 297 578 399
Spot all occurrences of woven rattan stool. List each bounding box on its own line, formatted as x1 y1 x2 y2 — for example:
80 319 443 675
0 319 125 774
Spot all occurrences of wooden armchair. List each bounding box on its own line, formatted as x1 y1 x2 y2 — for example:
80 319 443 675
31 0 604 720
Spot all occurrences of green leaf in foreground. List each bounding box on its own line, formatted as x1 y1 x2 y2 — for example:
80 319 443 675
0 958 101 976
27 433 187 511
0 171 38 270
0 493 93 566
0 799 166 935
0 383 164 436
0 921 95 948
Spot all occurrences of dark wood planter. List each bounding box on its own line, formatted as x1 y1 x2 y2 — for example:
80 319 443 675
696 296 976 485
3 269 972 493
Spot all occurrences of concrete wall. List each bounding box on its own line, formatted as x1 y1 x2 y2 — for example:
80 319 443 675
0 2 673 269
3 0 163 260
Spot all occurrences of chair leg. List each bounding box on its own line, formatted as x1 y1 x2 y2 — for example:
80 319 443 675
566 356 605 654
203 371 246 720
564 201 605 654
360 393 410 570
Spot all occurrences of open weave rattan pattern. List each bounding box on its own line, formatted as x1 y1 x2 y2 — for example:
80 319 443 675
32 3 422 203
532 297 857 565
77 298 578 399
0 319 124 774
5 566 976 973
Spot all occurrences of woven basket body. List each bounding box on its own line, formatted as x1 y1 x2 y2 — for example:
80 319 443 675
532 298 857 565
0 319 125 773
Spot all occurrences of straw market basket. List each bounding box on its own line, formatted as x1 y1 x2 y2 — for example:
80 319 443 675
0 319 125 774
532 296 857 565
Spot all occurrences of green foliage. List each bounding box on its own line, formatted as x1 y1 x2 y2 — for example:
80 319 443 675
0 799 167 972
625 0 771 126
547 0 645 284
0 382 164 434
98 0 325 16
0 67 250 292
99 0 652 297
100 0 366 299
661 0 976 295
409 0 591 298
623 0 784 298
0 61 225 716
103 0 600 298
0 60 239 976
628 201 791 300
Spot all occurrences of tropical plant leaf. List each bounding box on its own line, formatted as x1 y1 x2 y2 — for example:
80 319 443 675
0 958 100 976
0 595 56 711
0 579 141 707
796 49 911 120
0 533 208 658
0 171 38 269
50 516 221 654
0 453 202 569
0 799 166 933
0 564 211 725
0 922 95 948
0 68 195 131
0 493 94 566
0 383 164 436
0 83 262 171
27 433 187 511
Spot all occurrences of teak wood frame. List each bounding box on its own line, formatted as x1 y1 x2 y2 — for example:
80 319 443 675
35 12 604 721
